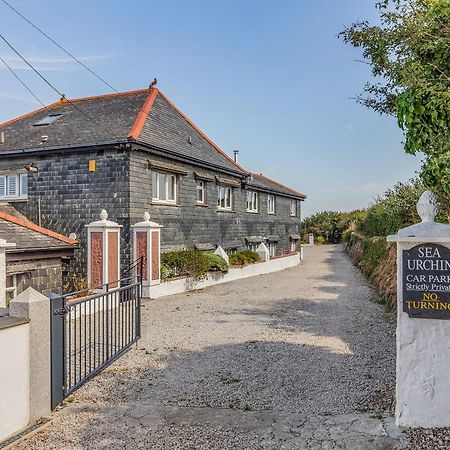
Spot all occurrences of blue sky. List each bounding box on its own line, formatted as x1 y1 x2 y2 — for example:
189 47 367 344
0 0 420 217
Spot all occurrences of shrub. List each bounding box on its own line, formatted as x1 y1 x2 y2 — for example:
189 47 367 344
160 249 229 281
204 252 229 273
161 249 211 280
229 250 260 267
229 253 246 266
358 179 449 237
160 262 176 281
359 237 388 274
315 236 326 245
239 250 260 264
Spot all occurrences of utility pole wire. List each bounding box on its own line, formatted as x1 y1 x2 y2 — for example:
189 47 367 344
0 54 47 107
0 0 118 93
0 33 119 139
0 54 116 155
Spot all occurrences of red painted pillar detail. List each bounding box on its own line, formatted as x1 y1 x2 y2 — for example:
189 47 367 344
90 232 103 287
151 231 159 281
136 232 148 281
108 231 119 288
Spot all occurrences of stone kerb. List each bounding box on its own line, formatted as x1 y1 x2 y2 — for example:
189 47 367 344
132 212 163 298
387 190 450 428
0 238 16 308
85 210 122 290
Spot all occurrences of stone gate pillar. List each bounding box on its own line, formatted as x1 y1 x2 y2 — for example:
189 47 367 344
86 210 122 290
387 190 450 428
132 212 163 297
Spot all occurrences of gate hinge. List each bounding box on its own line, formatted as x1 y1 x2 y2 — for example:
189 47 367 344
53 306 71 316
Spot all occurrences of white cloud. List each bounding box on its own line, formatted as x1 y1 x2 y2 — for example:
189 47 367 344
0 92 40 104
0 53 119 72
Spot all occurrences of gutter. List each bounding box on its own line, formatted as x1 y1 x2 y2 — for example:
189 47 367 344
244 183 307 201
0 139 247 180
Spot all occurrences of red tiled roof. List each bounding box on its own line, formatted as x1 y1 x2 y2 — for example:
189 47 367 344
0 211 78 245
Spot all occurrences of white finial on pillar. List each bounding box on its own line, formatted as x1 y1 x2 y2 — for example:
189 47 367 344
143 211 150 222
417 190 439 223
100 209 108 221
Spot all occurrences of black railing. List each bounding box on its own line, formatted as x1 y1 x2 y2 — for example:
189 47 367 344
121 256 145 283
50 276 141 408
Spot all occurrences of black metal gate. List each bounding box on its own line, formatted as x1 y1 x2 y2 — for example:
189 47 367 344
49 276 141 409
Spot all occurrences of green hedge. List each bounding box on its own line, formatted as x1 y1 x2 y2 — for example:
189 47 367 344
161 249 228 281
229 250 260 267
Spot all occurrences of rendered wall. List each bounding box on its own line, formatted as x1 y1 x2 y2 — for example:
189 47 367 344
0 320 30 441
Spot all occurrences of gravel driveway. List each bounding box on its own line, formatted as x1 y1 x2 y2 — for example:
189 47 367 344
14 245 405 449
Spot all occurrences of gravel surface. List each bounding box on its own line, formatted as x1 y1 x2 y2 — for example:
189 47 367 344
14 245 406 449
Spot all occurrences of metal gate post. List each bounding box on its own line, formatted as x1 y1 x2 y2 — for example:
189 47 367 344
136 275 141 339
49 292 65 409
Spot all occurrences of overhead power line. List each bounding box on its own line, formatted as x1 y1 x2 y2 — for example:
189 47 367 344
0 0 118 93
0 32 119 139
0 54 47 107
0 55 117 154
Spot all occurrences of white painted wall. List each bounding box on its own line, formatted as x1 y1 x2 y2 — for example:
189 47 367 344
0 321 30 441
148 252 301 298
388 190 450 428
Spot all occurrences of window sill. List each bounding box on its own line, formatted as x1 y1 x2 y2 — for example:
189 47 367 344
246 210 259 214
217 208 235 213
268 212 275 215
0 198 28 203
196 202 209 207
151 201 179 207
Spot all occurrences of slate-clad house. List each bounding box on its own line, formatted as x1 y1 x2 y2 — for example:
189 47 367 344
0 86 306 277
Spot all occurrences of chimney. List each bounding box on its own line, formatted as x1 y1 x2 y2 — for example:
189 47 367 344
233 150 239 163
0 131 4 144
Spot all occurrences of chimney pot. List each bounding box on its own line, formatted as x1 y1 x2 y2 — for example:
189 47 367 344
0 131 4 144
233 150 239 163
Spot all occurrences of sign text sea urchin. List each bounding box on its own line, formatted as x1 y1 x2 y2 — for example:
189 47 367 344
402 243 450 319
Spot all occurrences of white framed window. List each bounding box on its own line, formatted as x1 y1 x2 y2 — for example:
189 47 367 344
290 199 297 216
267 194 275 214
268 242 277 258
152 171 177 204
5 274 17 307
247 242 258 252
217 186 232 210
196 180 206 204
0 173 28 200
246 191 258 213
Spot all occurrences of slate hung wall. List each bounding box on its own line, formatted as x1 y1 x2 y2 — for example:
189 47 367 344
130 151 302 254
0 88 305 285
0 148 131 275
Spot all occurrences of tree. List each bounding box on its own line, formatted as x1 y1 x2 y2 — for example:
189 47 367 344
340 0 450 197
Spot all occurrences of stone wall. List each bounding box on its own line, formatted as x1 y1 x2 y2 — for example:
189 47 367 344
6 257 64 296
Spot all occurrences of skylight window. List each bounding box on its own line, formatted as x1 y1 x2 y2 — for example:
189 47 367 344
33 114 63 126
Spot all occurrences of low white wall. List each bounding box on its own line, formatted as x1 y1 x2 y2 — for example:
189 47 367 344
0 319 30 441
148 252 300 298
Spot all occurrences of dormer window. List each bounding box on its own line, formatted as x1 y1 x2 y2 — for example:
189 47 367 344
33 114 63 126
